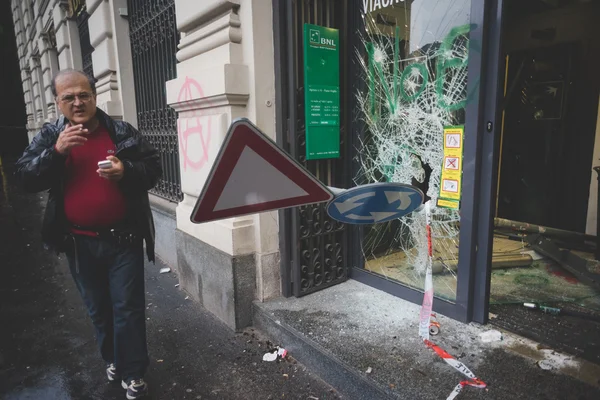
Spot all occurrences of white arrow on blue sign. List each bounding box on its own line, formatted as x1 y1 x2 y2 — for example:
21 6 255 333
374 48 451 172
326 183 424 224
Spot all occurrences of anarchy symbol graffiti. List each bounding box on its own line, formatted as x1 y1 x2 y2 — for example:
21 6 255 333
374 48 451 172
177 77 212 171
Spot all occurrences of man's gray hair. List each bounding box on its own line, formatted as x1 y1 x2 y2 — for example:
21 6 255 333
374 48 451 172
51 69 97 97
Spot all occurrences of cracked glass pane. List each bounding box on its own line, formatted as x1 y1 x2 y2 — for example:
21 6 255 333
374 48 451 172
357 0 473 301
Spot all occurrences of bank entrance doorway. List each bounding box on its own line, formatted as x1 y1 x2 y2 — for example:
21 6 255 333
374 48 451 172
488 0 600 365
275 0 496 323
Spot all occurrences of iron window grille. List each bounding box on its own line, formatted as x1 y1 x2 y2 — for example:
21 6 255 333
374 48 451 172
76 9 94 79
128 0 182 202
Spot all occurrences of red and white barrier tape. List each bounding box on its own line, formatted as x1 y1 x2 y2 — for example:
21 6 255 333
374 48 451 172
418 202 434 340
418 202 487 399
423 339 487 399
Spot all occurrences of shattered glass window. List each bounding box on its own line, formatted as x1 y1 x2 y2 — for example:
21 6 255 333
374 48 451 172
357 0 473 301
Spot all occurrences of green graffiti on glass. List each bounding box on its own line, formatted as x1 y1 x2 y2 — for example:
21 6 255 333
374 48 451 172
375 57 396 113
393 26 400 106
399 63 428 102
367 42 376 118
381 146 416 181
382 164 396 181
435 24 471 111
367 23 473 114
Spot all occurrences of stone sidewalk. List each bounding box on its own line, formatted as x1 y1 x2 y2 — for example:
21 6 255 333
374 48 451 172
254 280 600 400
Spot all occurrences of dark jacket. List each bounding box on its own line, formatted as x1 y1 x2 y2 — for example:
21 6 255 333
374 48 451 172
14 108 162 262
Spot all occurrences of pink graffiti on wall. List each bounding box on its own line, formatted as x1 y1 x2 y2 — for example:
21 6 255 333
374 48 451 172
177 77 211 171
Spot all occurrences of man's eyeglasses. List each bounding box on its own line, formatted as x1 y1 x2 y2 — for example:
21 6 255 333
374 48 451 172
58 92 94 104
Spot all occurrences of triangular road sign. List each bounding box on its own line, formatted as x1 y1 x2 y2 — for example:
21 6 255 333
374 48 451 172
191 119 333 224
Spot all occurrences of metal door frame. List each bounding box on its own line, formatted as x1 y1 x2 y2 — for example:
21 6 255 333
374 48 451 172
273 0 292 296
274 0 358 297
349 0 506 323
470 0 505 324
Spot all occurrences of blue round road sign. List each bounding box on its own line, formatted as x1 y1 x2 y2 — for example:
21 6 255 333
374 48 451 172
326 183 424 224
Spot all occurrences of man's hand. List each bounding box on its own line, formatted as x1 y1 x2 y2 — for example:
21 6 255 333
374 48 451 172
55 124 88 155
97 156 124 182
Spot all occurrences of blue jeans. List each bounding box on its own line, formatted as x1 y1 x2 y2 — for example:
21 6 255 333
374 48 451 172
66 235 148 382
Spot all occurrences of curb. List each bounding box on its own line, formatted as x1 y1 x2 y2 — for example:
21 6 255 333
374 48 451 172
252 302 398 400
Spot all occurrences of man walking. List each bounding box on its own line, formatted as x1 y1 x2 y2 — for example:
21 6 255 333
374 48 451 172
15 69 161 399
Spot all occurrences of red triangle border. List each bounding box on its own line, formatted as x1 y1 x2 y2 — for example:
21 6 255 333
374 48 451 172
191 120 333 223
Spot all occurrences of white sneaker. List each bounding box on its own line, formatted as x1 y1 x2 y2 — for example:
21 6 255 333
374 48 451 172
106 363 118 382
122 379 149 399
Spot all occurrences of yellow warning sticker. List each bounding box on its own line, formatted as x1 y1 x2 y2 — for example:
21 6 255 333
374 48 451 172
437 198 460 210
439 126 464 203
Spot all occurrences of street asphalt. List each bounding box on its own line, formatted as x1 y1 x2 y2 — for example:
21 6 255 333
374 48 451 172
0 155 340 400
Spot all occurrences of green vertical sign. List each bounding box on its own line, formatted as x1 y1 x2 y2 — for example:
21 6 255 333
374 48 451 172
303 24 340 160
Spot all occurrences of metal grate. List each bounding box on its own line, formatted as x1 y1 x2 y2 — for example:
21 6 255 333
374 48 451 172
76 10 94 79
277 0 353 297
128 0 182 202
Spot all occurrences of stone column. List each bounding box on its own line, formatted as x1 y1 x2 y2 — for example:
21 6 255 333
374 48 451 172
86 0 137 122
29 54 47 125
11 1 24 61
39 33 60 121
238 0 280 303
34 0 44 37
108 0 137 125
22 66 36 142
20 65 33 111
166 0 278 330
53 0 83 70
12 1 35 141
22 1 32 44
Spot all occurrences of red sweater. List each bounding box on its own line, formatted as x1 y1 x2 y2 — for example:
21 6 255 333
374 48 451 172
63 125 127 233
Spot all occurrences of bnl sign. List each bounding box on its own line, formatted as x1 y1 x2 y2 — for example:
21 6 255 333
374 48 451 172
326 183 424 224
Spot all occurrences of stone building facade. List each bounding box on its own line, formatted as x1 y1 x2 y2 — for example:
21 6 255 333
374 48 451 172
10 0 279 331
